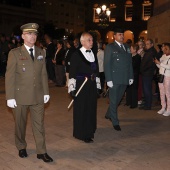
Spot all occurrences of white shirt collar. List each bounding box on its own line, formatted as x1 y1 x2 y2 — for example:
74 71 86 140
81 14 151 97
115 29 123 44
115 40 122 47
80 46 94 62
24 44 35 56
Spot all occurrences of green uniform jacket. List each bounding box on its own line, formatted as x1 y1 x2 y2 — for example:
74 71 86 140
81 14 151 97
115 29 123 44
5 45 49 105
104 42 133 85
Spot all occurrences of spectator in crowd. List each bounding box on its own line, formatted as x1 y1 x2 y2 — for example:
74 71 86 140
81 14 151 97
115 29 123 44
73 38 80 49
140 39 157 110
68 32 101 143
5 23 53 162
65 40 76 87
162 42 169 54
0 34 9 76
44 34 56 83
104 28 133 131
97 42 105 95
137 40 145 105
126 44 141 108
126 39 132 48
52 40 66 87
153 44 163 100
102 42 108 50
154 43 170 116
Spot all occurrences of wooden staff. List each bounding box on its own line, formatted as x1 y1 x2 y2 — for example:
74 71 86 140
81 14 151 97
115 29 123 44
68 77 88 109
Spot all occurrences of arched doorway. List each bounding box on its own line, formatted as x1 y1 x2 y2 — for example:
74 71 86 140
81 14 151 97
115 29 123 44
124 30 134 43
139 30 148 41
105 31 114 43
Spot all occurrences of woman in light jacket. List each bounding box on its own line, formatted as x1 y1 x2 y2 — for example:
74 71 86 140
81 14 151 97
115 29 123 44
154 43 170 116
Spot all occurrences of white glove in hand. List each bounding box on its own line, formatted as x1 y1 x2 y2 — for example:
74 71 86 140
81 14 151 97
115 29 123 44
129 79 134 85
107 81 113 88
7 99 17 108
44 95 50 103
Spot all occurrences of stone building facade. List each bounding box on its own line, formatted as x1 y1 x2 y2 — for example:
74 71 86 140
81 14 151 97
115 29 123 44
147 0 170 44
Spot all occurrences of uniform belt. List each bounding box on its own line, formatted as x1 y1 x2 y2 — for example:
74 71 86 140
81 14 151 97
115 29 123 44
76 73 96 81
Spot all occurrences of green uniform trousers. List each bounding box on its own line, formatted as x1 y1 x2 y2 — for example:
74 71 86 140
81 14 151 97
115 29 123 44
106 84 127 126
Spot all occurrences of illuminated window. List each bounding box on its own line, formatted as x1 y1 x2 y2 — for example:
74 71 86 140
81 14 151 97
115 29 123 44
110 4 116 22
125 0 133 21
142 1 152 21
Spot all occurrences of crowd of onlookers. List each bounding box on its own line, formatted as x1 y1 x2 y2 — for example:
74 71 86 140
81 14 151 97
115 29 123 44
1 32 170 116
97 39 170 117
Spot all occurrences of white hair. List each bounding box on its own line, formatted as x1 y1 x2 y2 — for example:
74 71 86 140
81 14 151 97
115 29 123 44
80 32 91 42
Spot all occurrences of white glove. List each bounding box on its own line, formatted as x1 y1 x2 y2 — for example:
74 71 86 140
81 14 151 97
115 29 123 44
107 81 113 88
44 95 50 103
7 99 17 108
68 78 76 93
129 79 134 85
96 77 101 89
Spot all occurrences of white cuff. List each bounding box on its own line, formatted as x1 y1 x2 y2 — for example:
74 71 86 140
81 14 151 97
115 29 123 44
129 79 134 85
44 95 50 103
68 78 76 93
96 77 101 89
107 81 113 88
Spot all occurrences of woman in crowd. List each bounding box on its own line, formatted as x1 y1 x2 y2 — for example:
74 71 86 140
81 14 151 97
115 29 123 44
52 40 66 87
154 43 170 116
126 44 141 108
65 40 76 88
137 40 145 105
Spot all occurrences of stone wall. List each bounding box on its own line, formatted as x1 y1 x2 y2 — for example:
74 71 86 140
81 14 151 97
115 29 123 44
147 0 170 44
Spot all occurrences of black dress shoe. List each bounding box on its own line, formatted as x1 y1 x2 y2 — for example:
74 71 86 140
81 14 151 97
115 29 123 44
19 149 28 158
83 138 94 143
113 125 121 131
37 153 53 162
105 115 111 121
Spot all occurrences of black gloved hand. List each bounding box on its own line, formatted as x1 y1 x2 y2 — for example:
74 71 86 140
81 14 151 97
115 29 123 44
70 90 76 99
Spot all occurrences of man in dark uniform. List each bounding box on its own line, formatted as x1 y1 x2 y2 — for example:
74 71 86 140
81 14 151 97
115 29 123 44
104 28 133 131
5 23 53 162
68 32 101 143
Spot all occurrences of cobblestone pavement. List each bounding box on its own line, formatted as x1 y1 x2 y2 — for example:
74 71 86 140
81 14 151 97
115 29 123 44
0 77 170 170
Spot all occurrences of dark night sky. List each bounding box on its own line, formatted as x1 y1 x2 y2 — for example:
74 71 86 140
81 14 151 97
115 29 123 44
0 0 31 8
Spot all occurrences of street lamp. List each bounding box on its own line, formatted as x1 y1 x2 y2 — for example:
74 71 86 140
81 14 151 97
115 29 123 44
96 5 111 27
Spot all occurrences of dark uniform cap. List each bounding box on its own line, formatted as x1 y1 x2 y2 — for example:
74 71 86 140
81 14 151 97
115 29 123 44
20 23 39 33
113 28 124 33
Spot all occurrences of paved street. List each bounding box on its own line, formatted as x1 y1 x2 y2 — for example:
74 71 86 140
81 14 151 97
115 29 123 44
0 77 170 170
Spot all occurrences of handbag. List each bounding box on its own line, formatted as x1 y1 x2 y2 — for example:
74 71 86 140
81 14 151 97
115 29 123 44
157 74 164 83
157 58 170 83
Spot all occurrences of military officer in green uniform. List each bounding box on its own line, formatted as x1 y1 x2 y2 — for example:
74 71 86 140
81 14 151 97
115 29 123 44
5 23 53 162
104 28 133 131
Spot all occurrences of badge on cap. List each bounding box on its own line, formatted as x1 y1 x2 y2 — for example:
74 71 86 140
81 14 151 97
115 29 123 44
32 24 37 29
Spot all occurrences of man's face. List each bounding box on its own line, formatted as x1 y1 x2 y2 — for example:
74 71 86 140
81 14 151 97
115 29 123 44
114 33 124 43
82 34 93 50
145 40 153 50
22 32 37 47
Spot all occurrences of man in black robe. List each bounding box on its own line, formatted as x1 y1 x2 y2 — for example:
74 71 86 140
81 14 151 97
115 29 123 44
68 32 101 143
